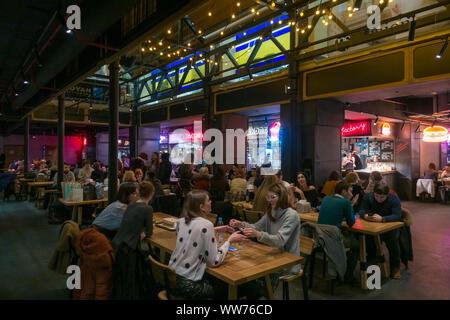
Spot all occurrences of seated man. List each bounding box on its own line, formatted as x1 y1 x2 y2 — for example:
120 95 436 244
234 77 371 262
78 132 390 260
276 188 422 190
359 182 402 279
318 181 359 283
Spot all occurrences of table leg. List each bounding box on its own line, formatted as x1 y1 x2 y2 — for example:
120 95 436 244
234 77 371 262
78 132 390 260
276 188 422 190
71 206 77 222
264 275 275 300
78 206 83 225
228 285 238 300
359 234 368 290
374 235 388 278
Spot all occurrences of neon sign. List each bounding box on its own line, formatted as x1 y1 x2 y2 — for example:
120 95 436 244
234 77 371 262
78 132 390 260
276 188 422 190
269 121 281 141
341 121 372 137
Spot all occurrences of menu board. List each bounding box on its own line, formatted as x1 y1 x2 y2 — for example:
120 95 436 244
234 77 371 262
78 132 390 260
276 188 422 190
369 140 394 162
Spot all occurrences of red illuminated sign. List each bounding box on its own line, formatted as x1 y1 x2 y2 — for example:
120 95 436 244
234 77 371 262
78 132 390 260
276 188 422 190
341 121 372 137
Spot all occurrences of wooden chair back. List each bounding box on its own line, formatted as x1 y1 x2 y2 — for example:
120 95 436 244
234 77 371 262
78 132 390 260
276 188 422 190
206 213 218 225
401 207 412 227
300 236 314 256
148 254 177 298
242 209 264 224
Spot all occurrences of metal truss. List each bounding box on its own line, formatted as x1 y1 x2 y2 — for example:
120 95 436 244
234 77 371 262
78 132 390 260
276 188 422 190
130 0 450 109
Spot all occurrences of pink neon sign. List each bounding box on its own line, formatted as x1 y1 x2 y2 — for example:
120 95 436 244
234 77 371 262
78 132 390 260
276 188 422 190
341 121 372 137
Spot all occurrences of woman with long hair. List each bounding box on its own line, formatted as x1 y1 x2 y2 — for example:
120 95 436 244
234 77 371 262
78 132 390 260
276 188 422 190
169 190 248 299
320 171 340 197
92 182 139 239
209 165 230 202
230 183 301 293
149 152 160 179
291 172 319 207
252 175 278 211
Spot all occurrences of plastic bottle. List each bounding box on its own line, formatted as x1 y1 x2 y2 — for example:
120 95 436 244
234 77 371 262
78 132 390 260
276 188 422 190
217 217 224 243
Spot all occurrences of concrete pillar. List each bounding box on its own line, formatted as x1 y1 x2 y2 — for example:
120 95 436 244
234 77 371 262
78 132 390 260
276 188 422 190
108 60 119 203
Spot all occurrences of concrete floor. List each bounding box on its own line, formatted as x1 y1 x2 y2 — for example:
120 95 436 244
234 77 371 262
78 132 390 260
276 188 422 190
0 200 449 300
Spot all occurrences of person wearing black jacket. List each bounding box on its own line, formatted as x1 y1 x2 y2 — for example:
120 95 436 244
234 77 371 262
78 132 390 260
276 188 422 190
159 153 172 185
359 183 403 279
111 181 156 299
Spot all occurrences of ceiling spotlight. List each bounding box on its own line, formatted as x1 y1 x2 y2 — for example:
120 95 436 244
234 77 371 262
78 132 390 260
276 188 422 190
436 39 448 59
354 0 362 11
66 29 72 34
21 71 29 84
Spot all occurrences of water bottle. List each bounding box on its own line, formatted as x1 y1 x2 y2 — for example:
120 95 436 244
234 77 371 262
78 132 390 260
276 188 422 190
217 217 224 243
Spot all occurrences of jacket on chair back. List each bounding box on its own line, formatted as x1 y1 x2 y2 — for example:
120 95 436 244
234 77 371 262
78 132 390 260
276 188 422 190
73 228 115 300
48 220 80 275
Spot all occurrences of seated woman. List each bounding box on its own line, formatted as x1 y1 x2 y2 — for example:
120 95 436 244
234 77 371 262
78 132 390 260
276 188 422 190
230 183 301 293
193 167 211 191
230 167 247 194
365 171 383 194
92 182 139 239
344 172 364 211
320 171 340 197
252 175 277 212
122 170 137 184
169 190 247 300
91 162 105 183
111 182 155 299
424 163 439 181
134 168 144 184
209 165 230 202
291 172 319 208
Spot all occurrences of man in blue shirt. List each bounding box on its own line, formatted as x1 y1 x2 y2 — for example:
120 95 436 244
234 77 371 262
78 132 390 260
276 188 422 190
318 181 359 284
359 182 402 279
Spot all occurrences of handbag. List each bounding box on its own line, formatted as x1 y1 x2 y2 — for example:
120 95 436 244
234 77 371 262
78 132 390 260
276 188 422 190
83 183 97 201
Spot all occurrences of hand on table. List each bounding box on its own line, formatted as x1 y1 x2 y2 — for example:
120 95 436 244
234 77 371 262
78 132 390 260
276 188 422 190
243 228 262 239
364 214 383 222
228 231 249 244
215 225 235 234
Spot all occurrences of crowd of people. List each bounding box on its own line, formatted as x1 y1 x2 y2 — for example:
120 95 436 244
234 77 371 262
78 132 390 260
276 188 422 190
7 149 446 300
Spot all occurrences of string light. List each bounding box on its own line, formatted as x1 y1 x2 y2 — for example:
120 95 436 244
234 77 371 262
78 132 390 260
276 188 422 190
270 20 274 24
220 31 224 35
232 13 236 19
237 2 240 6
160 52 163 56
159 41 163 46
251 8 255 13
308 24 312 29
198 30 202 34
187 43 191 47
208 11 212 16
167 29 171 34
147 40 151 43
271 2 275 7
256 11 260 15
316 9 320 15
300 11 304 17
141 47 145 52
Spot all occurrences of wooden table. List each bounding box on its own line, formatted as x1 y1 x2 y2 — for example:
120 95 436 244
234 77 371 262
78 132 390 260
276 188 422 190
149 212 304 300
298 211 404 289
59 198 109 225
26 181 54 201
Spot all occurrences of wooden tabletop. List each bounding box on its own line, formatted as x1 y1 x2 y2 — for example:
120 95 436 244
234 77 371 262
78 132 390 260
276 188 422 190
19 178 35 183
59 198 108 206
27 181 53 187
150 212 304 286
298 211 404 236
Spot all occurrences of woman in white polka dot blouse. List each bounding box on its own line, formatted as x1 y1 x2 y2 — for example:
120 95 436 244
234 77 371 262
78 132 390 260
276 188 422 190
169 190 248 299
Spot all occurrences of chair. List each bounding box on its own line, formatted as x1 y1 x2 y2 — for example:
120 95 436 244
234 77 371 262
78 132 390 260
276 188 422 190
242 209 264 224
281 236 313 300
148 254 181 300
206 213 218 225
